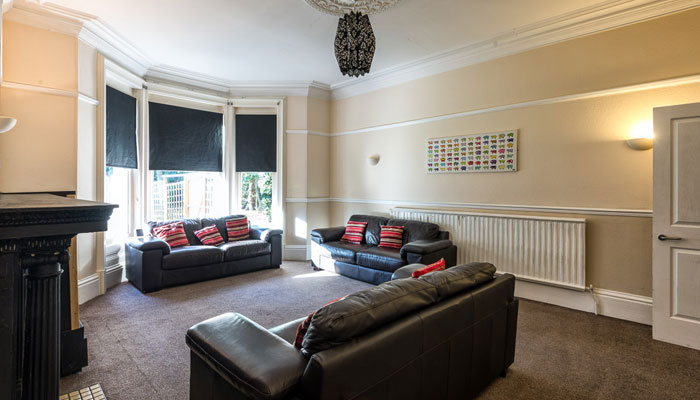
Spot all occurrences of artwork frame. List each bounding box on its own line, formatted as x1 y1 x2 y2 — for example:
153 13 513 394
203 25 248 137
426 130 518 174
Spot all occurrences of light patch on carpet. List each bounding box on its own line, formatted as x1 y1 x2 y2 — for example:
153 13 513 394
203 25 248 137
60 383 105 400
293 270 340 279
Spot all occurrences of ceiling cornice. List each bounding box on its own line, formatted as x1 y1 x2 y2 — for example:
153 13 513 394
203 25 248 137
145 65 331 100
330 0 700 99
4 0 700 101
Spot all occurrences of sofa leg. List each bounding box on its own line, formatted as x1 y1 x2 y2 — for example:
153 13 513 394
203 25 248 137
500 369 508 378
311 261 322 271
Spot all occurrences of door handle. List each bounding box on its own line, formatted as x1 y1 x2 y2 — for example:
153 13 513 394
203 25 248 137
658 234 682 241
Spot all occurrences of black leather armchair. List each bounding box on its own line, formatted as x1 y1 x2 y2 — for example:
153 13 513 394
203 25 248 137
310 215 457 284
186 263 518 400
126 216 283 293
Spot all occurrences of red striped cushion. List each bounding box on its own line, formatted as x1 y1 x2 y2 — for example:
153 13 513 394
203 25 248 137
194 224 225 246
294 296 347 348
226 217 250 242
340 221 367 244
378 225 404 249
152 222 189 248
412 258 446 278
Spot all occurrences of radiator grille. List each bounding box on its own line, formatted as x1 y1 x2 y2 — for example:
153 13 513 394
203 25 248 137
391 208 586 290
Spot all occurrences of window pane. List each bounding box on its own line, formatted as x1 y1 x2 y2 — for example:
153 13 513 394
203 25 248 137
105 166 131 242
150 171 226 221
240 172 272 225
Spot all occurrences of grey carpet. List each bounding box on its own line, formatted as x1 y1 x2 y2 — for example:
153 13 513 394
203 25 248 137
60 261 700 400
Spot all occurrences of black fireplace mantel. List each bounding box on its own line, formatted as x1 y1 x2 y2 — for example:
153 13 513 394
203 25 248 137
0 193 116 400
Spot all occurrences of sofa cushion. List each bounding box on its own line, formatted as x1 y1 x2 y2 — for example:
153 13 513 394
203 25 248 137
348 215 389 245
194 224 225 246
153 222 189 248
301 278 438 356
386 218 440 243
420 262 496 300
148 218 203 245
356 247 406 272
202 214 246 242
378 225 404 249
226 216 251 241
220 240 271 261
412 258 446 278
162 245 224 270
319 241 373 264
340 220 367 244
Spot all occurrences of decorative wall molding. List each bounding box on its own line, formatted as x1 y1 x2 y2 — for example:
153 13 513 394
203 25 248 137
77 273 99 305
285 130 332 137
77 93 99 106
285 197 652 217
284 245 310 261
6 0 698 102
104 264 124 290
146 65 332 100
330 0 700 99
514 280 652 325
331 72 700 136
0 80 100 105
5 1 152 76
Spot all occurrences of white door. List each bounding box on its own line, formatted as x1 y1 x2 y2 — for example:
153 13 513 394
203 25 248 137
653 102 700 350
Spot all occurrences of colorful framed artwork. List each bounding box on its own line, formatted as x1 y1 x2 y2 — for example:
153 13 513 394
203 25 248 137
426 130 518 174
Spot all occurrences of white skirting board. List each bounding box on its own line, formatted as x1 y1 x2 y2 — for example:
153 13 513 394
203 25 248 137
77 274 100 305
77 265 124 305
514 280 652 325
284 245 310 261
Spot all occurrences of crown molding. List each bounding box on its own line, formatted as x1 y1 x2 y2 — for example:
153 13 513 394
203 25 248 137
330 0 700 99
146 65 331 100
5 1 152 76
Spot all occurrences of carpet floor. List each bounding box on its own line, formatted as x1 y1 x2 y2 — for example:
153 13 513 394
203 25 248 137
60 261 700 400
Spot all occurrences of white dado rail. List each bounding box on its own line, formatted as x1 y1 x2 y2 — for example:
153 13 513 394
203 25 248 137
391 207 586 290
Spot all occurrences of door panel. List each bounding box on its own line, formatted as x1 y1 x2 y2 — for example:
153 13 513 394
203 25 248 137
653 102 700 350
673 118 700 225
672 249 700 321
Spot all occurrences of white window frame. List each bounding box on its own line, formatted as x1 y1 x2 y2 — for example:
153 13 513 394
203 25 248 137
230 100 285 228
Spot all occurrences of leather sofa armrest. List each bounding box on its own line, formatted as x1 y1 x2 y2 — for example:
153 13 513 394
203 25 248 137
186 313 307 400
127 236 171 255
310 227 345 244
391 263 426 280
250 226 283 242
400 239 453 257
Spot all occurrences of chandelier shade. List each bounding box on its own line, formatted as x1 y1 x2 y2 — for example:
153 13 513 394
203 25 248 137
334 12 376 77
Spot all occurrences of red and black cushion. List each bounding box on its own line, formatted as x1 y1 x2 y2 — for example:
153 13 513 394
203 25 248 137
340 221 368 244
378 225 404 249
412 258 446 278
194 224 225 246
226 216 250 242
152 221 189 248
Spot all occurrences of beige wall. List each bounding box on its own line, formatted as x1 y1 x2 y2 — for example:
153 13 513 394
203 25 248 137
327 8 700 297
0 20 78 192
284 95 331 255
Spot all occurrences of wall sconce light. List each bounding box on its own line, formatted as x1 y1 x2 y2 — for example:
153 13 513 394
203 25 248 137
626 121 653 150
0 117 17 133
368 154 380 166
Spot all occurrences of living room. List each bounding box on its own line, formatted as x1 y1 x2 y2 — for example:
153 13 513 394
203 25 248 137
1 0 700 399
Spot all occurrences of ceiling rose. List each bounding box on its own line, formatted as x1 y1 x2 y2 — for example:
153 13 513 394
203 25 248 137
303 0 402 16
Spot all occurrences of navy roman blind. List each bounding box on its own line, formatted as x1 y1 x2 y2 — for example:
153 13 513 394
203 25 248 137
106 86 138 169
235 114 277 172
148 102 223 172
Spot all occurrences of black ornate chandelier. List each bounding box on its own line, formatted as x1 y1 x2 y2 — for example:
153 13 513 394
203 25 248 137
303 0 402 78
334 12 375 77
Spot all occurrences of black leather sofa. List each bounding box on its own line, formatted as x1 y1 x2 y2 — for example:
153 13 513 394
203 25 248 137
125 215 282 293
310 215 457 284
186 262 518 400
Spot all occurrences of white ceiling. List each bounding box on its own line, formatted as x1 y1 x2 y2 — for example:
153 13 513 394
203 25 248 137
46 0 607 86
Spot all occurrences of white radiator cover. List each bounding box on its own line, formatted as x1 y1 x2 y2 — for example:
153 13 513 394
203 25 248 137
391 208 586 290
